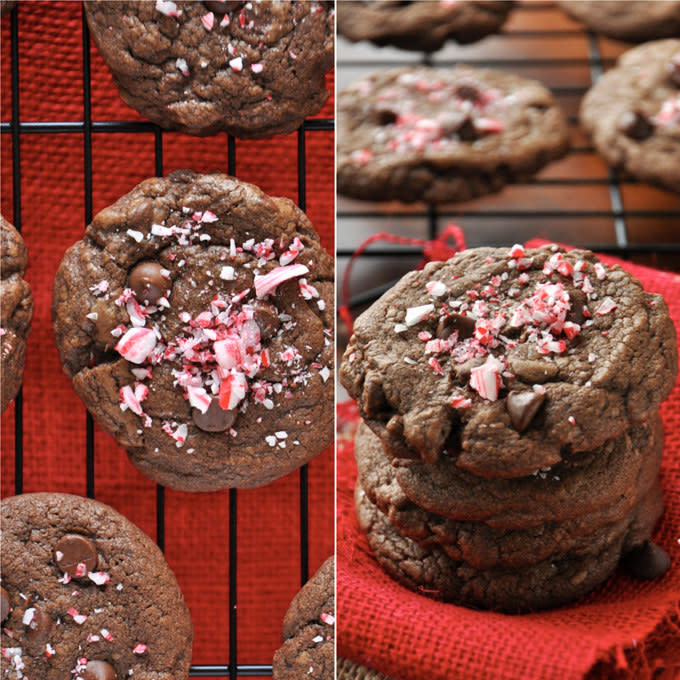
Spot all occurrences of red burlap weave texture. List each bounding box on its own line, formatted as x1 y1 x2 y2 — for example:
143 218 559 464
338 245 680 680
1 3 334 674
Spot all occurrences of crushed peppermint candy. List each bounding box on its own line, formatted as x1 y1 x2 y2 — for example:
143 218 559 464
405 304 434 326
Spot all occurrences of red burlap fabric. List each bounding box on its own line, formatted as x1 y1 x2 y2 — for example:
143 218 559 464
1 3 334 674
338 245 680 680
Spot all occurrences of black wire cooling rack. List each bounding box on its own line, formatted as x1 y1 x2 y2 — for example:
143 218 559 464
337 1 680 337
1 4 333 678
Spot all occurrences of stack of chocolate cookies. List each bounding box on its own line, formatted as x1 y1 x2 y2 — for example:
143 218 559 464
341 245 677 612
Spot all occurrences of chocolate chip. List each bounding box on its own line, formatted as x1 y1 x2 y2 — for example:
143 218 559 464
622 541 671 580
80 660 118 680
668 54 680 87
373 109 398 126
617 111 653 141
436 313 476 340
193 398 236 432
53 534 98 578
440 112 478 141
506 390 545 432
250 301 280 339
128 261 171 305
203 0 244 13
24 606 52 645
454 83 481 103
0 586 9 623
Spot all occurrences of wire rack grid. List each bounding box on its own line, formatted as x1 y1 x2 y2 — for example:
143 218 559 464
337 1 680 363
1 3 334 678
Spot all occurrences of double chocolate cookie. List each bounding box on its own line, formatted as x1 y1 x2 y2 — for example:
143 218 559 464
0 492 193 679
337 1 514 52
1 215 33 413
52 170 334 491
559 1 680 43
85 1 334 138
342 245 677 611
272 556 335 680
581 39 680 194
355 480 663 613
341 245 677 471
337 66 570 204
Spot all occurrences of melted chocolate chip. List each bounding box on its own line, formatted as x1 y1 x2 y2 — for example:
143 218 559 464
203 0 244 13
128 261 170 305
454 83 481 103
193 399 236 433
617 111 654 141
373 109 398 126
622 541 671 580
25 606 52 645
80 660 118 680
506 390 545 432
53 534 98 578
436 313 476 340
250 301 280 340
0 586 9 623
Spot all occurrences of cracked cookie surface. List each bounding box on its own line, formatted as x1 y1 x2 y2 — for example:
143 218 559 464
340 246 677 475
52 170 334 491
85 1 334 138
337 66 569 204
581 39 680 194
0 492 193 680
272 556 334 680
1 215 32 413
337 1 514 52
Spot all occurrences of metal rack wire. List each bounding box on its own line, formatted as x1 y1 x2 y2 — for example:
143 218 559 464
337 1 680 332
1 5 333 678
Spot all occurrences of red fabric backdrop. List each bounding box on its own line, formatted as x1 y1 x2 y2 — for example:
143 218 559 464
1 3 335 675
338 244 680 680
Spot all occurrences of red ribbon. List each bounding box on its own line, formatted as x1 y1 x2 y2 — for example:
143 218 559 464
339 223 467 335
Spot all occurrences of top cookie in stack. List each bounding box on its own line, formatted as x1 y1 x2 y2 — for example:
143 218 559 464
341 245 677 612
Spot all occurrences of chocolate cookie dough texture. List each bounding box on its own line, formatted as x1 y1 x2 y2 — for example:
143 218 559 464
272 556 335 680
0 492 193 680
337 66 570 204
52 170 334 491
337 1 514 53
1 215 33 413
341 245 677 612
581 39 680 195
84 1 334 138
559 1 680 43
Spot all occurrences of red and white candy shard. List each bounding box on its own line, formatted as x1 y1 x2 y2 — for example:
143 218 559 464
115 327 156 364
254 263 309 299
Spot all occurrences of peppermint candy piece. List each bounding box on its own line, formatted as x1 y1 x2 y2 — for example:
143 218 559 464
254 264 310 299
115 327 157 364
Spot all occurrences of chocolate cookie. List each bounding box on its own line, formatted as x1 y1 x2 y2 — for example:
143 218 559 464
52 170 334 491
0 492 193 679
581 39 680 194
1 215 33 413
337 1 514 52
340 246 677 475
337 66 570 204
272 556 335 680
354 419 664 569
355 417 664 529
85 1 334 138
559 1 680 43
355 482 663 612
